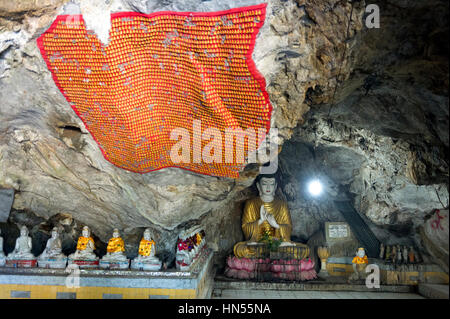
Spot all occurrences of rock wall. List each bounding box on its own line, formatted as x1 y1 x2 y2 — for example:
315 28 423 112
0 0 448 270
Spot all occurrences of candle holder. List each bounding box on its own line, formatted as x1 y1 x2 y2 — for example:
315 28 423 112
317 246 330 278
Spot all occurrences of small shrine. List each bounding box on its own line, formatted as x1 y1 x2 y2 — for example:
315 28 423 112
226 173 317 281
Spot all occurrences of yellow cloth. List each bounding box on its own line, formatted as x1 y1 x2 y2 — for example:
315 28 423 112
76 236 95 251
242 198 292 242
233 197 309 259
352 255 369 264
107 237 125 253
196 233 202 245
138 239 155 257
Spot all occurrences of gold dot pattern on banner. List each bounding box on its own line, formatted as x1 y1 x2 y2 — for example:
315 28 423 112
37 4 272 178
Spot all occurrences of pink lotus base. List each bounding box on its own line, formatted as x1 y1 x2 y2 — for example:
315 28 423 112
225 256 317 281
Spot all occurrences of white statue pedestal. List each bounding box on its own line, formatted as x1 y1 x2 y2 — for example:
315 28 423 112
68 258 99 269
38 257 68 269
130 259 161 271
99 259 130 270
5 259 37 268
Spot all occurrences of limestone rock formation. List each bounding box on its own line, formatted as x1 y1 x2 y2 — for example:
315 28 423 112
0 0 448 269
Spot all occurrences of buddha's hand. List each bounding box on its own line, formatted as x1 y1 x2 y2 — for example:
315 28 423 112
258 206 267 225
266 214 280 229
279 241 295 247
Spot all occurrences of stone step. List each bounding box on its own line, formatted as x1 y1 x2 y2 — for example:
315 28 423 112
214 275 414 293
418 284 449 299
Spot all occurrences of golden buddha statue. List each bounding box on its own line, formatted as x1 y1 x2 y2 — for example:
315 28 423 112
349 247 369 281
69 226 98 261
233 174 310 259
131 228 161 271
99 228 130 269
137 228 156 258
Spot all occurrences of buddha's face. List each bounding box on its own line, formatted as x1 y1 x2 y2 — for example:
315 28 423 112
82 228 90 237
257 177 277 197
113 230 120 238
357 249 366 258
51 230 58 239
143 229 151 241
20 227 28 237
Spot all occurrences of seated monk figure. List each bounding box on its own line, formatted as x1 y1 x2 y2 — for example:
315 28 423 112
131 228 161 270
348 247 369 282
233 173 310 259
7 225 35 260
135 228 159 262
39 227 66 260
102 228 127 262
69 226 97 260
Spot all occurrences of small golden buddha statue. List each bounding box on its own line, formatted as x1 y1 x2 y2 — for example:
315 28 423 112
131 228 161 271
138 231 156 258
69 226 98 261
349 247 369 281
233 173 310 259
100 228 128 264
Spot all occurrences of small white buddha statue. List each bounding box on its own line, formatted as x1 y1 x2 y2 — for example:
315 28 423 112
7 226 35 260
0 229 6 266
131 228 161 270
39 227 66 260
69 226 98 260
101 228 128 262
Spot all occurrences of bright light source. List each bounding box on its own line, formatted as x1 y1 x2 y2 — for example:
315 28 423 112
308 180 323 196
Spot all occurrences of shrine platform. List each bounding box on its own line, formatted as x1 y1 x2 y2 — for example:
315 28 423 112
325 257 449 285
214 274 415 293
0 249 214 299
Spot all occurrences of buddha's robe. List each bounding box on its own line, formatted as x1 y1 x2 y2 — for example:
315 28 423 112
138 239 155 257
76 236 95 251
352 255 369 273
107 237 125 253
352 255 368 264
233 197 309 259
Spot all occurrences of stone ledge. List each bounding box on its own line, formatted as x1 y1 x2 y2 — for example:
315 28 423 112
418 284 449 299
0 250 215 299
214 275 415 293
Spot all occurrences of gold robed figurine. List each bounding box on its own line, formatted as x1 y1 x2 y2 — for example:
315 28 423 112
233 173 310 259
138 239 155 257
77 236 95 251
107 237 125 254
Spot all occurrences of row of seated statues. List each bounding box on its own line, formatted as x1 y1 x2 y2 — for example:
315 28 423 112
0 225 206 271
1 172 312 280
175 226 206 271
